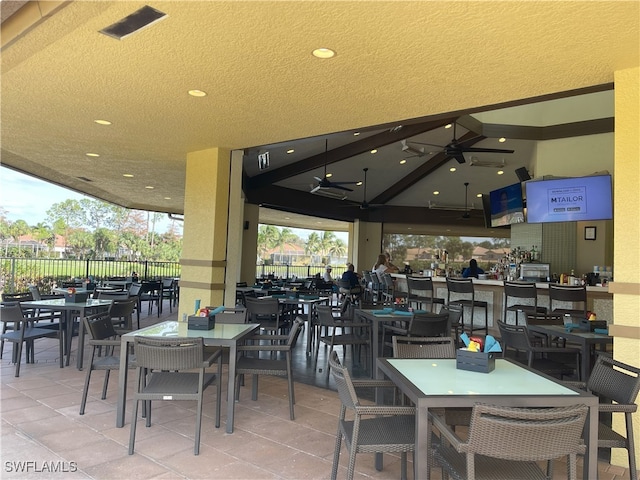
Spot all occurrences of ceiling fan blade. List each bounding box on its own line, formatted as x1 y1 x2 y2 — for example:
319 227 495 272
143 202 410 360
313 176 323 182
332 184 354 192
448 152 466 164
330 181 360 185
460 147 515 154
409 141 444 149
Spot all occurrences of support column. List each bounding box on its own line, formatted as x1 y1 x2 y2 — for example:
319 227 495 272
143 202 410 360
610 66 640 470
179 147 231 320
353 219 383 275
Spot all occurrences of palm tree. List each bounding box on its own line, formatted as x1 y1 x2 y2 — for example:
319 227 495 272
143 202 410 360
329 239 347 259
257 225 279 263
319 231 336 261
305 232 322 263
272 228 297 263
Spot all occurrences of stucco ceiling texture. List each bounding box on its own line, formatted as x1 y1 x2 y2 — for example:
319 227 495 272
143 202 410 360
1 1 639 217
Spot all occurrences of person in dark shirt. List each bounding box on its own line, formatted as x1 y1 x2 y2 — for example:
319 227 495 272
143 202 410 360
341 263 361 288
462 259 484 279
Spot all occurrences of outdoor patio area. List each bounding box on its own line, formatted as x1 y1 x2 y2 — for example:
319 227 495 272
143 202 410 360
1 306 635 479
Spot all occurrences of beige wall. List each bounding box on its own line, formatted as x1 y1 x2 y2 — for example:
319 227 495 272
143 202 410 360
353 220 383 275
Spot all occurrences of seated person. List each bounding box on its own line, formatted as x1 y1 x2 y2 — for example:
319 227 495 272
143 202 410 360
462 259 484 279
323 266 339 293
341 264 362 289
372 253 399 275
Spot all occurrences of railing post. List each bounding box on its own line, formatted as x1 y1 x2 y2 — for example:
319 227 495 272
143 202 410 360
9 258 16 293
85 259 90 280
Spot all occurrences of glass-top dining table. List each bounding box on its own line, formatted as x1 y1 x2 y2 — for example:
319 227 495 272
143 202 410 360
376 357 599 479
20 298 113 369
116 320 260 433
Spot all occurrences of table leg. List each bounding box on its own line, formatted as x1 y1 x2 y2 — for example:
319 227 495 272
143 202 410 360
64 311 73 366
116 337 129 428
584 401 598 480
370 318 379 378
226 344 238 433
415 406 430 479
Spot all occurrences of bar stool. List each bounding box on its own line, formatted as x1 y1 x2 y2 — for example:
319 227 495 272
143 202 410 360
407 276 446 312
446 277 488 335
503 281 547 325
548 284 588 322
382 273 408 305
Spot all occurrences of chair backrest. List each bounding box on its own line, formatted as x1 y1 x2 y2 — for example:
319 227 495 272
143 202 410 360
497 320 533 353
440 305 463 328
408 312 450 337
162 277 175 289
549 284 587 311
0 303 27 324
363 271 372 284
1 292 33 304
128 283 142 296
383 273 395 289
84 312 118 341
316 304 338 326
287 317 305 348
407 276 435 297
587 354 640 406
466 403 587 461
97 291 130 301
503 281 538 301
214 307 247 324
329 350 360 411
134 336 204 371
28 285 42 301
109 298 137 317
245 296 280 318
392 336 456 358
446 277 474 295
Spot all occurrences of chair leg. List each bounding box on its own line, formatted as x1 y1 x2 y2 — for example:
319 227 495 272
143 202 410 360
128 399 139 455
331 429 343 480
14 341 23 377
287 358 295 420
79 366 93 415
251 374 259 401
626 413 637 480
194 390 203 455
102 370 111 399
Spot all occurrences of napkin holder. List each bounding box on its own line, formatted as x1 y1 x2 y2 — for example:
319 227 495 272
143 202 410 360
188 314 215 330
456 349 495 373
64 292 88 303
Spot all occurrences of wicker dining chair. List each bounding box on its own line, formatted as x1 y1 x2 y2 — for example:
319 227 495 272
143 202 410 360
79 312 136 415
431 402 588 480
234 317 304 420
128 336 222 455
329 350 415 480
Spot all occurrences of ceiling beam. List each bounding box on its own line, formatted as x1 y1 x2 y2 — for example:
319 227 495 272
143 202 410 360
245 117 457 190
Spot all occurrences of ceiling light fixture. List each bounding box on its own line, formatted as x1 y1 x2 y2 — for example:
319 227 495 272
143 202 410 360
325 173 333 178
370 149 377 154
123 174 134 178
497 170 504 175
164 197 171 200
433 191 440 195
94 119 111 125
445 124 453 129
145 186 154 189
286 149 294 154
356 181 363 186
400 159 407 165
499 137 506 143
86 153 100 157
476 193 482 198
449 167 456 172
188 90 207 97
312 48 336 59
353 132 360 136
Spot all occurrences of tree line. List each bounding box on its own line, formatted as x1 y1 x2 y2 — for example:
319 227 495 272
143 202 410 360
257 225 347 265
0 198 182 262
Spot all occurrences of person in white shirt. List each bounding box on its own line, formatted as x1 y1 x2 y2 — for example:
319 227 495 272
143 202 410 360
323 266 334 283
372 253 399 275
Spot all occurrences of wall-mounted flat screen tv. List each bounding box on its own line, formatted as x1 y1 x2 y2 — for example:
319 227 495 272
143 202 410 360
525 174 613 223
489 182 525 227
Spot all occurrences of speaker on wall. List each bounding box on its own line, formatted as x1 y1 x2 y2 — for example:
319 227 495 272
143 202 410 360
243 221 249 230
515 167 531 182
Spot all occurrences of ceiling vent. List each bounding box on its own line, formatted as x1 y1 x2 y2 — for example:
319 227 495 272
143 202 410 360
468 157 506 168
76 176 92 182
99 5 167 40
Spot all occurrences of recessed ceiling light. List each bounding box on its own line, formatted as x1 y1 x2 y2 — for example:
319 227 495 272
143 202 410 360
498 137 506 143
94 119 111 125
476 193 483 198
370 149 377 154
164 197 171 200
400 159 407 165
356 181 363 186
445 124 453 129
407 227 412 230
286 149 294 154
188 89 207 97
433 191 440 195
284 217 290 220
497 170 504 175
449 167 456 172
326 173 333 178
145 186 154 189
86 153 100 157
353 132 360 136
123 174 134 178
312 48 336 59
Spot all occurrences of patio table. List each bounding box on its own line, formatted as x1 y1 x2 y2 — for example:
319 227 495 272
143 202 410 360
20 298 112 369
377 357 598 480
355 309 410 375
527 323 613 380
116 320 260 433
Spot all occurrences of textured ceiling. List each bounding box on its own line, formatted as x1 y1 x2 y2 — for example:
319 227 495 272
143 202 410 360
1 1 638 236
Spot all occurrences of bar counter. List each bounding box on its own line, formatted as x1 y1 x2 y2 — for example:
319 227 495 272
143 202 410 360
390 273 612 329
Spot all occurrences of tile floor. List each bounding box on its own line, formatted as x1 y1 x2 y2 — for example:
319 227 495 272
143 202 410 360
1 303 636 479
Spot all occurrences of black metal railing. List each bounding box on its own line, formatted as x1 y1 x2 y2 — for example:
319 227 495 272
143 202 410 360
0 258 181 294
